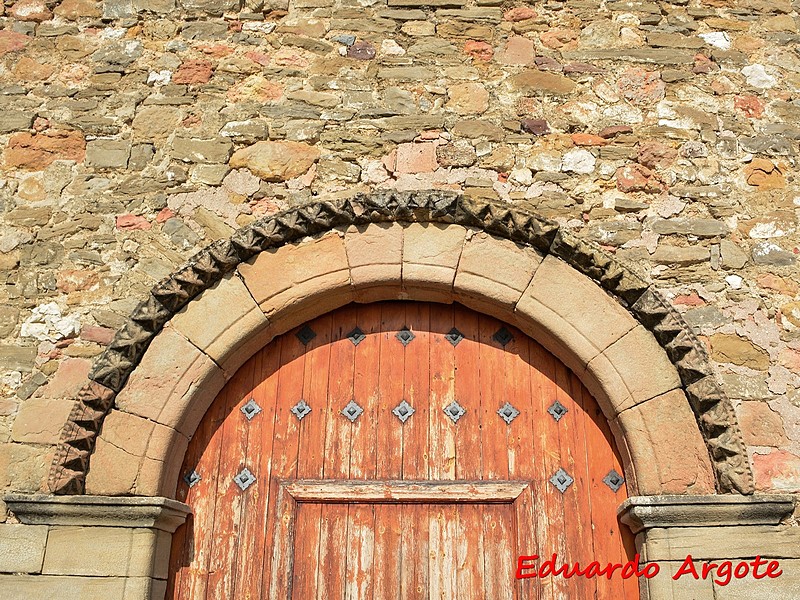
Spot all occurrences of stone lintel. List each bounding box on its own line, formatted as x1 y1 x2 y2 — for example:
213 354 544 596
619 494 796 534
4 495 191 533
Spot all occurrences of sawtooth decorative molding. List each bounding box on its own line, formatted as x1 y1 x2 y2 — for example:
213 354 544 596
48 191 754 496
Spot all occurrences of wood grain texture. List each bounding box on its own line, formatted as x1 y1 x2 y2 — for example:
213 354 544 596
167 301 637 600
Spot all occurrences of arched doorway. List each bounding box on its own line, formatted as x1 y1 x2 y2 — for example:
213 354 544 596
166 301 638 599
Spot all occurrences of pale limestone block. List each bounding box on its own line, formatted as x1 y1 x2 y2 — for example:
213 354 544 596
640 559 716 600
0 524 48 573
454 230 542 315
613 389 716 495
10 396 74 445
586 325 682 413
712 559 800 599
0 575 128 600
85 410 186 497
42 527 161 578
171 273 270 377
402 223 466 299
345 222 403 295
238 232 353 323
114 325 226 438
644 525 800 561
521 255 637 353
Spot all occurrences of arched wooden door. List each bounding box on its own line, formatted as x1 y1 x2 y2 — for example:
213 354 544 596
167 301 639 600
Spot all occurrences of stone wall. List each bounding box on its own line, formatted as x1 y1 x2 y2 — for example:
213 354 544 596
1 0 800 508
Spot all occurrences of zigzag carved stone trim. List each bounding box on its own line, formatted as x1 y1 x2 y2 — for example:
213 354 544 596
48 191 754 496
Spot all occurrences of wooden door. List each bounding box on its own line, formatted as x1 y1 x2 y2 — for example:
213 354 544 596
167 302 639 600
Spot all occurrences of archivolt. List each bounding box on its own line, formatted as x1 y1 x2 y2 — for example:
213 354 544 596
49 191 753 495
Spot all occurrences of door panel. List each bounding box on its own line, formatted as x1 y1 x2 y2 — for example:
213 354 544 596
167 301 639 600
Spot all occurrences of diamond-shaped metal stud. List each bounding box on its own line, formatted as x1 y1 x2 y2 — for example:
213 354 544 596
603 469 625 492
549 468 574 493
396 327 415 346
444 327 464 347
444 400 466 423
493 326 514 347
341 399 364 422
392 400 415 423
290 399 311 421
234 467 256 491
347 326 366 346
184 470 201 488
547 399 568 422
497 402 520 424
296 325 316 345
241 398 262 420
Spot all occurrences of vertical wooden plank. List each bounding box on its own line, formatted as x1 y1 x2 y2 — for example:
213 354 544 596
290 314 334 600
373 303 406 600
344 305 381 599
483 505 515 600
455 503 485 598
345 504 376 599
401 301 430 480
505 330 540 600
268 486 297 600
477 313 510 481
477 314 512 600
349 303 382 479
235 343 282 600
169 356 230 600
452 305 482 481
528 341 567 600
263 331 307 600
292 502 324 599
204 355 256 600
376 302 406 480
323 304 358 480
452 305 487 599
428 303 456 481
578 380 636 600
316 503 349 600
428 505 457 600
401 302 430 599
552 365 595 599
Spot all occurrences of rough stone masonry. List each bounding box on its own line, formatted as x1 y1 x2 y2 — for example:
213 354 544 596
0 0 800 511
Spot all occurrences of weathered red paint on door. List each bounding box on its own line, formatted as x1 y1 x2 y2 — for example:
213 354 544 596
166 301 638 599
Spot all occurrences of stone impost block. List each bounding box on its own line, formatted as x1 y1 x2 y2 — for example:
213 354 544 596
454 231 543 318
171 273 270 378
613 389 716 495
238 232 353 326
5 495 190 532
113 325 226 439
586 325 682 413
619 494 796 533
402 223 466 301
0 523 48 574
345 222 403 299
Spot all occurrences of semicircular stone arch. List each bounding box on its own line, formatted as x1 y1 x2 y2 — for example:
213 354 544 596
48 191 754 497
